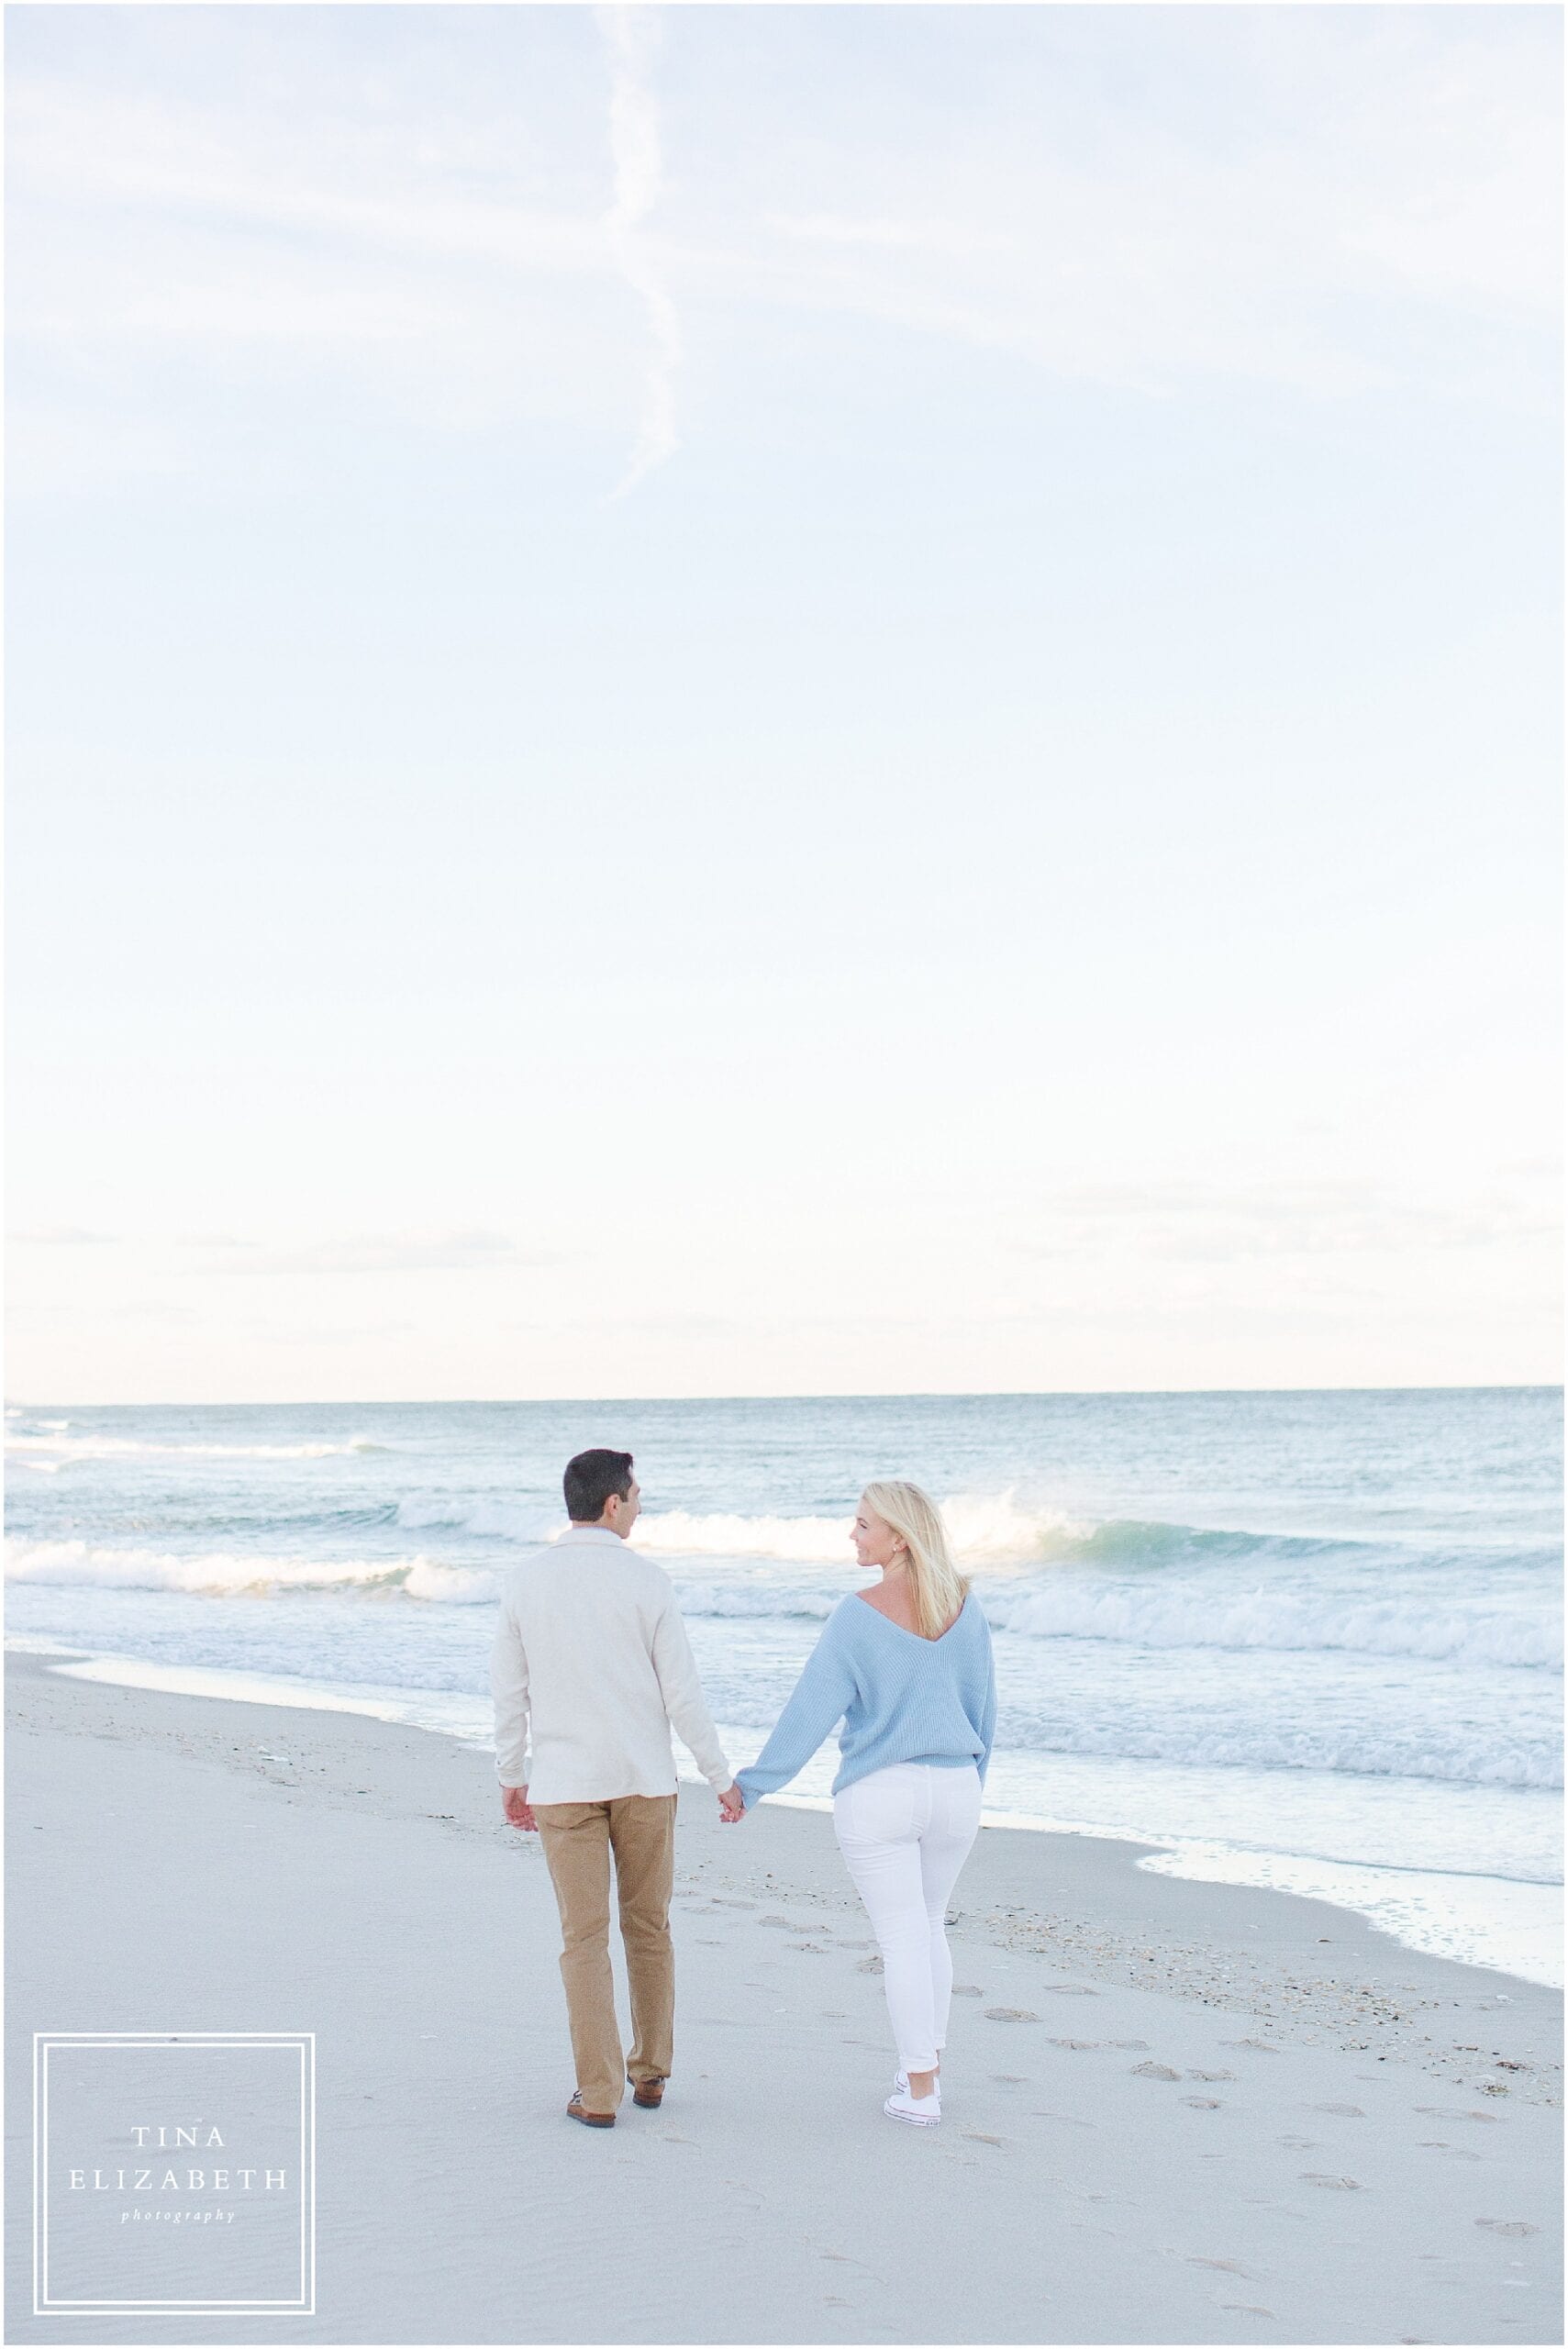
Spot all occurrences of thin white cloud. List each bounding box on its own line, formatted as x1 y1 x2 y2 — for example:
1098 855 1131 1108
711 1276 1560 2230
11 1227 118 1246
765 213 999 260
7 81 606 278
5 6 1557 494
195 1229 544 1276
1009 1180 1560 1264
598 5 680 498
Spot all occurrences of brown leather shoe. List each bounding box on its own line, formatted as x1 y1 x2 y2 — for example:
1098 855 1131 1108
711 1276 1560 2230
566 2091 616 2128
630 2077 665 2109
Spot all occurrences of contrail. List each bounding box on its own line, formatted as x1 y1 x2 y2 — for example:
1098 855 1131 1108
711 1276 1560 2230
599 5 679 499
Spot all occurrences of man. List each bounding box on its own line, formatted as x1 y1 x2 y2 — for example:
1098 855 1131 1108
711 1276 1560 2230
491 1448 743 2128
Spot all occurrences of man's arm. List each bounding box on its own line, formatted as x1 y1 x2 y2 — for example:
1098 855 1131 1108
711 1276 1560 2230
648 1581 736 1798
490 1585 536 1828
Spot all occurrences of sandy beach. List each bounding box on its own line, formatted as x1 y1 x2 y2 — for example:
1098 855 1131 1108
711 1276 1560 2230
6 1645 1561 2346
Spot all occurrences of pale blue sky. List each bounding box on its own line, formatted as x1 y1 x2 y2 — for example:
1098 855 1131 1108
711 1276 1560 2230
6 4 1562 1403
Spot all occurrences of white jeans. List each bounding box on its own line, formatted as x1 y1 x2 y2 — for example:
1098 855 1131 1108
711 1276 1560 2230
832 1760 984 2075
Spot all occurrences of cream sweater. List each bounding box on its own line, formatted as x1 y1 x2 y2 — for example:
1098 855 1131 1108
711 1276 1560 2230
490 1524 732 1804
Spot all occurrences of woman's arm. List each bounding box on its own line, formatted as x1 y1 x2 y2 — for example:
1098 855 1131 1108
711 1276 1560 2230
975 1626 997 1787
735 1611 860 1809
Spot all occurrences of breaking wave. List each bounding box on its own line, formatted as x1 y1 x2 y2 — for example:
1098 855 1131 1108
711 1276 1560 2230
984 1582 1561 1671
6 1432 386 1463
1031 1716 1561 1792
391 1491 1092 1564
3 1538 492 1605
395 1495 559 1541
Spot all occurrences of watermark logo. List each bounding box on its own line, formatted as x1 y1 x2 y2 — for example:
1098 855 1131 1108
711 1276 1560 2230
33 2032 315 2314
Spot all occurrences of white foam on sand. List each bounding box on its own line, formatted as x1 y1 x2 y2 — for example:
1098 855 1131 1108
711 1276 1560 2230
38 1648 489 1744
19 1640 1554 1989
1134 1839 1563 1990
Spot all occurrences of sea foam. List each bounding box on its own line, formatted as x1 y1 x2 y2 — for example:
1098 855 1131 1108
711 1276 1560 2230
390 1490 1090 1564
983 1580 1562 1671
3 1537 494 1604
5 1431 385 1463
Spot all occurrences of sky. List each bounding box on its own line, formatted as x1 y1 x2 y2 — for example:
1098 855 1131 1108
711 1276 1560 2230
5 3 1562 1406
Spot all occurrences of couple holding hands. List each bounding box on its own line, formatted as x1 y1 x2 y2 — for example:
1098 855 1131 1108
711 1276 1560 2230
491 1449 996 2129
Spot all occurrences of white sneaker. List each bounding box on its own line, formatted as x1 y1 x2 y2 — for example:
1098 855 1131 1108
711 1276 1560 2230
884 2082 941 2127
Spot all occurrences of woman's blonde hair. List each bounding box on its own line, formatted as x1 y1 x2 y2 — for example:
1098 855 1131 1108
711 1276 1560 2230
861 1480 969 1640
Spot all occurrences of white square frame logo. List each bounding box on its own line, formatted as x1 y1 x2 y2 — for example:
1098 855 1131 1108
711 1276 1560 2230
33 2031 316 2315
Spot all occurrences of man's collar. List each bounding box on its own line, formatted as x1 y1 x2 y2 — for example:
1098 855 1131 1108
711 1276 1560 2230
554 1524 627 1547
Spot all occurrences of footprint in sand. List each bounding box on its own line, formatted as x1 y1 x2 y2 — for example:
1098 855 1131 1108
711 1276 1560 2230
984 2007 1040 2021
1188 2069 1235 2082
1417 2142 1480 2160
951 1984 983 1997
1048 2039 1100 2051
709 1897 756 1909
856 1956 885 1975
962 2131 1006 2146
1222 2038 1281 2054
1183 2096 1222 2109
1278 2136 1319 2150
1476 2221 1539 2238
1311 2102 1365 2117
759 1915 810 1932
1110 2039 1150 2050
1131 2062 1183 2080
1300 2173 1362 2189
1187 2257 1250 2275
991 2074 1027 2083
1222 2306 1277 2321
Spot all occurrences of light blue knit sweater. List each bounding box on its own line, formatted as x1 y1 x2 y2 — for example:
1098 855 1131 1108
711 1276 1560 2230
735 1590 996 1808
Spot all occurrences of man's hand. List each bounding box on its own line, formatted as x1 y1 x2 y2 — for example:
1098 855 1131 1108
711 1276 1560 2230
502 1784 538 1831
717 1782 745 1823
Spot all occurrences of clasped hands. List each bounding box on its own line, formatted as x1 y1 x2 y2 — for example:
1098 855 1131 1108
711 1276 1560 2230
500 1781 748 1830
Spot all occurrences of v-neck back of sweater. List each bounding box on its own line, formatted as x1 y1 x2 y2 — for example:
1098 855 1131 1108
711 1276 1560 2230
735 1588 996 1807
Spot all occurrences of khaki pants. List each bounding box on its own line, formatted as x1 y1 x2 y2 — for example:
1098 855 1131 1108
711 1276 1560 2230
534 1793 677 2115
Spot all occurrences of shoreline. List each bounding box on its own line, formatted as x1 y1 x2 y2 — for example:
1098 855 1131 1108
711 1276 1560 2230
11 1631 1561 1990
6 1646 1561 2344
9 1640 1563 2090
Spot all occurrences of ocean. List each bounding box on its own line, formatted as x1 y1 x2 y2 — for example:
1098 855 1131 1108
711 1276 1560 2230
6 1387 1561 1985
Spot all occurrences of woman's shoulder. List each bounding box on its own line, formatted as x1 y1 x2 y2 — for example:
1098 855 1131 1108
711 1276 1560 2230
828 1592 873 1631
954 1588 991 1641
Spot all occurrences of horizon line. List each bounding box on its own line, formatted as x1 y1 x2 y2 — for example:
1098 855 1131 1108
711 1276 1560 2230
6 1381 1562 1413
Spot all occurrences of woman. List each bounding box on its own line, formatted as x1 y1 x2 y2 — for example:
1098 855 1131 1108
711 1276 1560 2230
733 1481 996 2127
